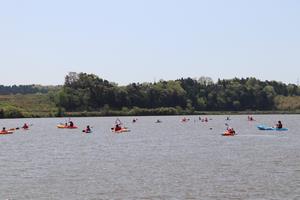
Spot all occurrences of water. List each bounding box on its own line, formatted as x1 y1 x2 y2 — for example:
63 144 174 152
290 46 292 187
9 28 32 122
0 115 299 199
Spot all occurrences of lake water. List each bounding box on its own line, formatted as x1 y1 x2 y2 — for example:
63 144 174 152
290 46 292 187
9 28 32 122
0 115 299 200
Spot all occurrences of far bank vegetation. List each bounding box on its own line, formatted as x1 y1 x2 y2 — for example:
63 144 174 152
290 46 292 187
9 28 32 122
0 73 299 118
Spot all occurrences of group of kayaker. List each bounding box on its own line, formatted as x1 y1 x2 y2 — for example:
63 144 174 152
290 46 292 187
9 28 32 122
0 123 30 134
57 118 130 133
56 120 93 133
62 118 285 136
226 120 284 136
1 117 285 136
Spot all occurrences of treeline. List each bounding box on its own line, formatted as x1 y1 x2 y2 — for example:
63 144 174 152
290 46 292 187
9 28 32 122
0 85 60 95
53 72 300 113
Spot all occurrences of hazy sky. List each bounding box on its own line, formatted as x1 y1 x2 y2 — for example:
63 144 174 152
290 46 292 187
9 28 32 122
0 0 299 85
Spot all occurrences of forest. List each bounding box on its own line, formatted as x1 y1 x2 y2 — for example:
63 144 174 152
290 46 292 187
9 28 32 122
50 72 300 115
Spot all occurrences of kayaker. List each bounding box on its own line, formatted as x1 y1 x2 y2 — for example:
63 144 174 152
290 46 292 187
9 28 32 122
1 127 7 134
226 126 235 134
69 121 74 127
114 118 123 130
276 121 283 129
22 123 29 129
85 125 91 133
115 124 122 131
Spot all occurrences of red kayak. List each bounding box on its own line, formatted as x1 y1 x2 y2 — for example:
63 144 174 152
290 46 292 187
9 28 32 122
111 128 130 133
222 130 236 136
0 130 13 135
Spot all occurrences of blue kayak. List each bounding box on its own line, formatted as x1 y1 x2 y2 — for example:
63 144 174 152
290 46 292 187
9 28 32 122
257 125 288 131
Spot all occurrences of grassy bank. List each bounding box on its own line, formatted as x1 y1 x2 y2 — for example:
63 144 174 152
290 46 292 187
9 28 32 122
0 94 58 118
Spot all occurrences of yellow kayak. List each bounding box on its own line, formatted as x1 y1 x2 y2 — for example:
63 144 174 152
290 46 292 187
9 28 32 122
57 124 78 129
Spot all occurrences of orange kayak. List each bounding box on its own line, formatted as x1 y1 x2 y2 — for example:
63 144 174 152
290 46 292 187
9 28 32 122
222 130 235 136
0 130 13 135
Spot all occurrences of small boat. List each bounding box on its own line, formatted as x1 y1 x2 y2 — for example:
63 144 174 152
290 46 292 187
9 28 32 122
257 125 288 131
111 128 130 133
0 130 13 135
57 124 78 129
222 130 236 136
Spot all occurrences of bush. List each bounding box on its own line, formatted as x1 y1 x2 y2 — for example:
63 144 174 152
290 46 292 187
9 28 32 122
2 106 24 118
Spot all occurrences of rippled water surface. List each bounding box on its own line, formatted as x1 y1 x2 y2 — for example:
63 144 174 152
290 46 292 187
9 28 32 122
0 115 300 199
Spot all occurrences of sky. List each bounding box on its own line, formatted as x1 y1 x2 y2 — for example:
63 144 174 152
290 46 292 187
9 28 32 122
0 0 299 86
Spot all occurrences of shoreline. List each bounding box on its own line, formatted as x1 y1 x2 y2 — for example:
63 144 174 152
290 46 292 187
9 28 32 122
1 110 299 119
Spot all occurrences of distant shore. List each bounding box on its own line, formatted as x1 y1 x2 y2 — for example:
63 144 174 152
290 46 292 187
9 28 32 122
62 110 300 117
2 110 298 119
1 110 300 119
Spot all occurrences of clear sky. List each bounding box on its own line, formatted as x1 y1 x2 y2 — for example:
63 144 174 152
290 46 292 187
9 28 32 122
0 0 299 86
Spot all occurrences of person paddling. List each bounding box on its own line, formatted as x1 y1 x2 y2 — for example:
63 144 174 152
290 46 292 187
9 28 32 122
115 124 122 131
225 123 235 134
22 123 29 129
227 127 235 134
69 121 74 127
276 121 283 129
84 125 91 133
114 118 122 131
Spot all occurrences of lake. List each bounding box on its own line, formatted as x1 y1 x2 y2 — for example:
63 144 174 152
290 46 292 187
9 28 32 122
0 115 299 199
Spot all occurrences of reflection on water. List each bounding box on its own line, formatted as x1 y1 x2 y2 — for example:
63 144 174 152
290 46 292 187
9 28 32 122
0 115 299 199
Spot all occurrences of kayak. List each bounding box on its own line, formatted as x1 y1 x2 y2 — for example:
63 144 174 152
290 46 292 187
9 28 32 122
0 130 13 135
8 127 29 131
112 128 130 133
57 124 78 129
222 130 236 136
82 130 92 133
257 125 288 131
